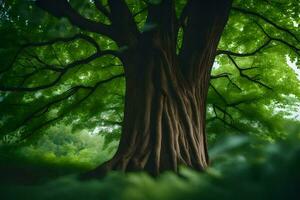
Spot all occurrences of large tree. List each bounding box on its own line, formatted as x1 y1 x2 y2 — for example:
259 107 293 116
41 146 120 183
0 0 299 177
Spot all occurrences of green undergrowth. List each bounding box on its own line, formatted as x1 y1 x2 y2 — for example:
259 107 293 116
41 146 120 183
1 129 300 200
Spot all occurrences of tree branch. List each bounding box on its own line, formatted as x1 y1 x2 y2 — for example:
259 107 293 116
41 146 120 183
227 55 272 90
93 0 111 18
216 39 272 57
179 0 232 82
133 6 147 18
207 104 241 131
178 1 191 29
28 53 64 72
35 0 113 37
254 21 300 56
209 83 261 110
0 50 119 92
107 0 139 46
211 72 242 91
232 6 300 43
217 20 300 58
213 104 234 122
210 83 228 105
14 73 124 141
21 33 101 52
0 34 102 75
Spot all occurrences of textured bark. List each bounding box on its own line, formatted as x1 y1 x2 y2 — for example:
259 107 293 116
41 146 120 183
88 49 209 176
108 49 209 175
82 0 232 177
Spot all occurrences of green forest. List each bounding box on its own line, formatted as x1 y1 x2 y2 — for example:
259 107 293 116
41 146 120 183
0 0 299 199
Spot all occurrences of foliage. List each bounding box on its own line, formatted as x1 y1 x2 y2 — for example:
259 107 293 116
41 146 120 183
0 0 299 146
0 0 299 198
1 129 300 200
18 124 118 168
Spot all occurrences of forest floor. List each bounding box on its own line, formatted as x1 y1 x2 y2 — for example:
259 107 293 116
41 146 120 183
0 134 299 200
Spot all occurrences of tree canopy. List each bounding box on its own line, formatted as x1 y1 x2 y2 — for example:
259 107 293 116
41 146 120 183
0 0 299 150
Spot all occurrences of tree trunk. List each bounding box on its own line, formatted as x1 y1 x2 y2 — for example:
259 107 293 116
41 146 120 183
91 50 209 176
83 0 232 178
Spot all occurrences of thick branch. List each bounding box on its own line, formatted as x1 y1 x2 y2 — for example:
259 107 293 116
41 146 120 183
107 0 139 46
178 1 191 29
36 0 113 37
179 0 232 82
93 0 111 18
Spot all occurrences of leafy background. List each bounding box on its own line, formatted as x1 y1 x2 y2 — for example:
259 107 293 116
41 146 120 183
0 0 299 199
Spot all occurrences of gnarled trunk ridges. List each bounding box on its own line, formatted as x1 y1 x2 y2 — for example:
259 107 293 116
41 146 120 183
93 39 211 175
82 0 232 177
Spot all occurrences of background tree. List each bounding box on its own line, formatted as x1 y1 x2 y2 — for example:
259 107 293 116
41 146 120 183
0 0 299 177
